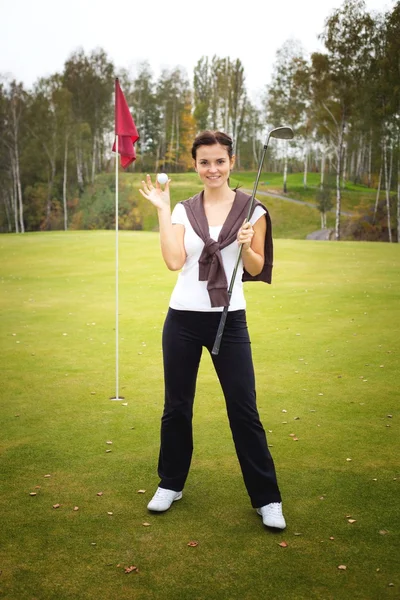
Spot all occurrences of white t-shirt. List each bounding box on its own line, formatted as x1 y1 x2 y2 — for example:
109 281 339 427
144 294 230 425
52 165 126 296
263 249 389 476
169 202 266 312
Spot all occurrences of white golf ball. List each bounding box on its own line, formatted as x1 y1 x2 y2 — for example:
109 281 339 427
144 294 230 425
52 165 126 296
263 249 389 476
157 173 168 185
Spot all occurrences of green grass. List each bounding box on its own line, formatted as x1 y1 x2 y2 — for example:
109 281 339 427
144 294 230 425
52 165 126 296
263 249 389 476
1 232 399 600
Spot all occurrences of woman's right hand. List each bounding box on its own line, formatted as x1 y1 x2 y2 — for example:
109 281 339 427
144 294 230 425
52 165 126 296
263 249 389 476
139 174 171 211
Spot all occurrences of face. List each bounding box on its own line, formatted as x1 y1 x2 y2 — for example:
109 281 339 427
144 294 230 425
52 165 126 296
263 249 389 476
194 144 235 190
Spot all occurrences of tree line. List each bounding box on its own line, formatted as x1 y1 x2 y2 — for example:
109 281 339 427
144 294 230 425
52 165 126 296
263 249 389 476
0 0 399 240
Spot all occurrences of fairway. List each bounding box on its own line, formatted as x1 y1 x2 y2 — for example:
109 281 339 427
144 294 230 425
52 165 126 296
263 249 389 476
1 232 399 600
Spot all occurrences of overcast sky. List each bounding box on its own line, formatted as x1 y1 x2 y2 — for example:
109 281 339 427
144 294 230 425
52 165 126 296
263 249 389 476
0 0 393 103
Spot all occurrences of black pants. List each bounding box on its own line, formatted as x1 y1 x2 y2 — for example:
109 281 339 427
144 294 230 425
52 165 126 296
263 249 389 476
158 308 282 508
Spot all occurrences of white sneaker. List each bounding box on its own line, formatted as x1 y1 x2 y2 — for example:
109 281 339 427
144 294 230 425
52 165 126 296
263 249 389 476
147 487 183 512
257 502 286 529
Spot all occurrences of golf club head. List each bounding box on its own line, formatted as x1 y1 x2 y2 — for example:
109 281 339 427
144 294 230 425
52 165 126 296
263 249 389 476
269 126 294 140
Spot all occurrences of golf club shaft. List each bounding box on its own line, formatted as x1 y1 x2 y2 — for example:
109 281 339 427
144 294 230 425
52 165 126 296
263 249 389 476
211 138 270 356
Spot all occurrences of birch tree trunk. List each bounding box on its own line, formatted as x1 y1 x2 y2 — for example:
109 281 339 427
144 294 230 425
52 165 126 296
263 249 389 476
91 132 97 184
283 141 288 194
335 120 345 241
75 144 84 191
373 162 382 224
14 147 24 233
170 101 175 169
397 151 400 243
175 108 180 169
320 146 326 188
383 137 393 243
303 142 308 189
10 153 19 233
367 134 372 188
355 133 364 183
10 101 24 233
342 140 348 189
63 133 69 231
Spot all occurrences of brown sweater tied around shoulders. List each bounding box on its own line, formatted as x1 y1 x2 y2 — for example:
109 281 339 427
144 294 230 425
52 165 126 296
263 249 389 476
180 188 273 308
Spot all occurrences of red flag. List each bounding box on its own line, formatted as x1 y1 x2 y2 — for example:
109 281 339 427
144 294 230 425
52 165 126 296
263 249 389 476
112 79 139 168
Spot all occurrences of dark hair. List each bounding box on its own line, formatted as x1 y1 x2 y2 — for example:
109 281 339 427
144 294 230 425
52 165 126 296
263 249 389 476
191 130 234 160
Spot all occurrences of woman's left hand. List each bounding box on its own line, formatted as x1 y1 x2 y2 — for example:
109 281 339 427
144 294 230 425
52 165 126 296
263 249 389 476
237 220 254 251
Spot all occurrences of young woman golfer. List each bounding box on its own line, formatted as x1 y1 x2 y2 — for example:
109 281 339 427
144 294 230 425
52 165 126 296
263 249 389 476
139 130 286 530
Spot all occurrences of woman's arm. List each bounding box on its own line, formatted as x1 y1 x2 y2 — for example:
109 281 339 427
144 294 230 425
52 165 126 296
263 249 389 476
237 216 266 276
139 175 186 271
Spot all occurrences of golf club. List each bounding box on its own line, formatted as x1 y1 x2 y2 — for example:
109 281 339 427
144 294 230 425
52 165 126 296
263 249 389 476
211 126 294 356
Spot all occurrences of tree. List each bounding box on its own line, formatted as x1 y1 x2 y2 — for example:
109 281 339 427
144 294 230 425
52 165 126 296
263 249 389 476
63 48 114 188
0 80 26 232
311 0 375 240
264 39 306 193
156 67 191 172
127 62 161 172
193 57 212 132
385 1 400 241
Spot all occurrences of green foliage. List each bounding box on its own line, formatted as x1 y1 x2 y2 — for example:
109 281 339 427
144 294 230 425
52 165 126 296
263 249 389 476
316 186 333 213
0 232 399 599
342 197 398 241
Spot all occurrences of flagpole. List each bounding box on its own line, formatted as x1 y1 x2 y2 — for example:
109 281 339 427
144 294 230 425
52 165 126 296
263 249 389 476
111 135 122 400
116 135 119 400
110 78 139 400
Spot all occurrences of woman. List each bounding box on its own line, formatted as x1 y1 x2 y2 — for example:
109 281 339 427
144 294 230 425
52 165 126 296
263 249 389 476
139 131 285 530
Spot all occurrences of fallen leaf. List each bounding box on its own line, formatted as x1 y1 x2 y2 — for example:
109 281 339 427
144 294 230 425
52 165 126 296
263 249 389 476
292 437 299 441
124 565 138 574
348 519 357 524
379 530 389 535
73 506 79 511
106 441 113 445
107 512 113 516
29 492 37 496
142 522 151 527
53 503 60 509
187 541 198 547
329 537 335 540
346 458 352 462
278 541 288 548
97 492 103 496
137 489 146 494
106 449 112 453
338 565 347 570
44 474 51 478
